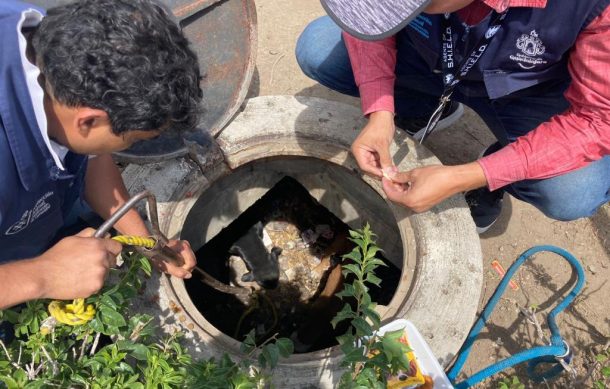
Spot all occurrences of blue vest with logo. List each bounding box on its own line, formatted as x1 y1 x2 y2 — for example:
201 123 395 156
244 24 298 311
402 0 610 99
0 1 88 262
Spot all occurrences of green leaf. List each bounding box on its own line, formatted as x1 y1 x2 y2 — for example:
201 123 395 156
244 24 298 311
364 351 389 370
233 376 257 389
257 352 266 369
364 258 387 271
601 366 610 377
353 280 368 297
361 292 372 307
30 315 40 334
336 284 356 299
100 294 118 310
342 347 367 364
343 264 363 278
276 338 294 358
89 316 105 333
596 354 608 362
24 380 46 389
13 368 27 384
240 330 257 354
139 256 152 277
117 361 135 373
1 310 19 323
262 344 280 369
358 366 377 379
351 317 372 337
380 330 410 368
362 306 381 329
340 339 358 355
99 305 127 328
336 333 354 346
365 273 382 287
0 375 18 388
128 314 155 341
384 328 406 342
350 238 365 249
364 246 381 260
348 230 361 239
331 304 355 329
342 250 363 264
127 344 149 361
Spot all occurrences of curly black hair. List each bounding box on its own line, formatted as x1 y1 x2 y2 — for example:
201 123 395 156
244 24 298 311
32 0 202 134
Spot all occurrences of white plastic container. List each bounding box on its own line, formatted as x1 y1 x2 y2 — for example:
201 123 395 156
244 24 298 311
377 319 454 389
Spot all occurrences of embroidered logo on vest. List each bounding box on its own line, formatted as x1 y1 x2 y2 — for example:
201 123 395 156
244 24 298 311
409 14 433 38
510 30 548 70
485 25 501 39
5 192 54 235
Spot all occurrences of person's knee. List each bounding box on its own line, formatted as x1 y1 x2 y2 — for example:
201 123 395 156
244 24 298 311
539 201 598 221
511 158 610 221
295 16 336 81
296 19 322 79
531 185 607 221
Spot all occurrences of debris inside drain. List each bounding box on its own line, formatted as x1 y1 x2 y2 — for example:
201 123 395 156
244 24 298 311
185 176 400 353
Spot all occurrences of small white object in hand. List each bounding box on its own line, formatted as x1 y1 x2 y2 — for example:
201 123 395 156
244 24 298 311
382 167 395 181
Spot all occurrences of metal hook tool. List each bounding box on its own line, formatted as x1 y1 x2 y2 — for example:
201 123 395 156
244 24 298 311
94 190 250 296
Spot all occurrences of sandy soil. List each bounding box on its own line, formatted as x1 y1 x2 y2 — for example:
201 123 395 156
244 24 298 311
249 1 610 387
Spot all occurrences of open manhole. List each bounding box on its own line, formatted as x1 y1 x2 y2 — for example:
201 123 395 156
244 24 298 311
184 175 400 352
124 96 482 387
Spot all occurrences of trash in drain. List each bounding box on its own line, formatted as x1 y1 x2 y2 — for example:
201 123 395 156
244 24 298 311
184 176 400 353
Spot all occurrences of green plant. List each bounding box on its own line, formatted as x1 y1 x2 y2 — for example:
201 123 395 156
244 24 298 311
593 347 610 389
187 328 294 388
0 252 292 388
331 224 412 388
1 224 416 388
497 375 525 389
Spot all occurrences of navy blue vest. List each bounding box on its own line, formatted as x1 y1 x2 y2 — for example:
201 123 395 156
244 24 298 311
0 1 88 262
402 0 610 99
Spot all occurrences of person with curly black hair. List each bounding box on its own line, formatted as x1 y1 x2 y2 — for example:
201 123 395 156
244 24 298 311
0 0 203 308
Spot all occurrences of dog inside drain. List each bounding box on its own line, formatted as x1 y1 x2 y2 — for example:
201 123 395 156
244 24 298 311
184 176 400 353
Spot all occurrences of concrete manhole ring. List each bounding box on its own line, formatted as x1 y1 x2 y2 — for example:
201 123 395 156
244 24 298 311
124 95 483 388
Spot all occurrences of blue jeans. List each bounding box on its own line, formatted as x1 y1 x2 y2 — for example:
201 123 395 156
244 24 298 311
296 16 610 221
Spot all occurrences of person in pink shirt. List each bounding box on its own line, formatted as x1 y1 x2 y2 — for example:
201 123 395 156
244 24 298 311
297 0 610 233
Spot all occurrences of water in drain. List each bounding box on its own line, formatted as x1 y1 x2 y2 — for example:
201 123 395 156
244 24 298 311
184 176 400 353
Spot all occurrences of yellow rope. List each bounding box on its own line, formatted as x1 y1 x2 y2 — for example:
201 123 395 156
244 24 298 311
48 298 95 326
46 235 155 328
111 235 156 249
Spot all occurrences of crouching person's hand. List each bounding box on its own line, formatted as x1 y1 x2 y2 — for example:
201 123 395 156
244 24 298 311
351 111 396 178
382 162 488 212
151 239 195 279
37 228 122 300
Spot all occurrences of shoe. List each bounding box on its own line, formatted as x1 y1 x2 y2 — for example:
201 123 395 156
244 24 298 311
394 101 464 141
465 187 504 234
466 142 505 234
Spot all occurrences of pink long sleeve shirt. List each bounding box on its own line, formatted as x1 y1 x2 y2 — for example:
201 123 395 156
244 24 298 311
343 0 610 191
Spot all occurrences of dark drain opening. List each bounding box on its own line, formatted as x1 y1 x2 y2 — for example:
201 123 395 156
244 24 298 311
184 176 400 353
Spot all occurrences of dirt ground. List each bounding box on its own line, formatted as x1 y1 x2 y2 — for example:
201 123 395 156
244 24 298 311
248 1 610 388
